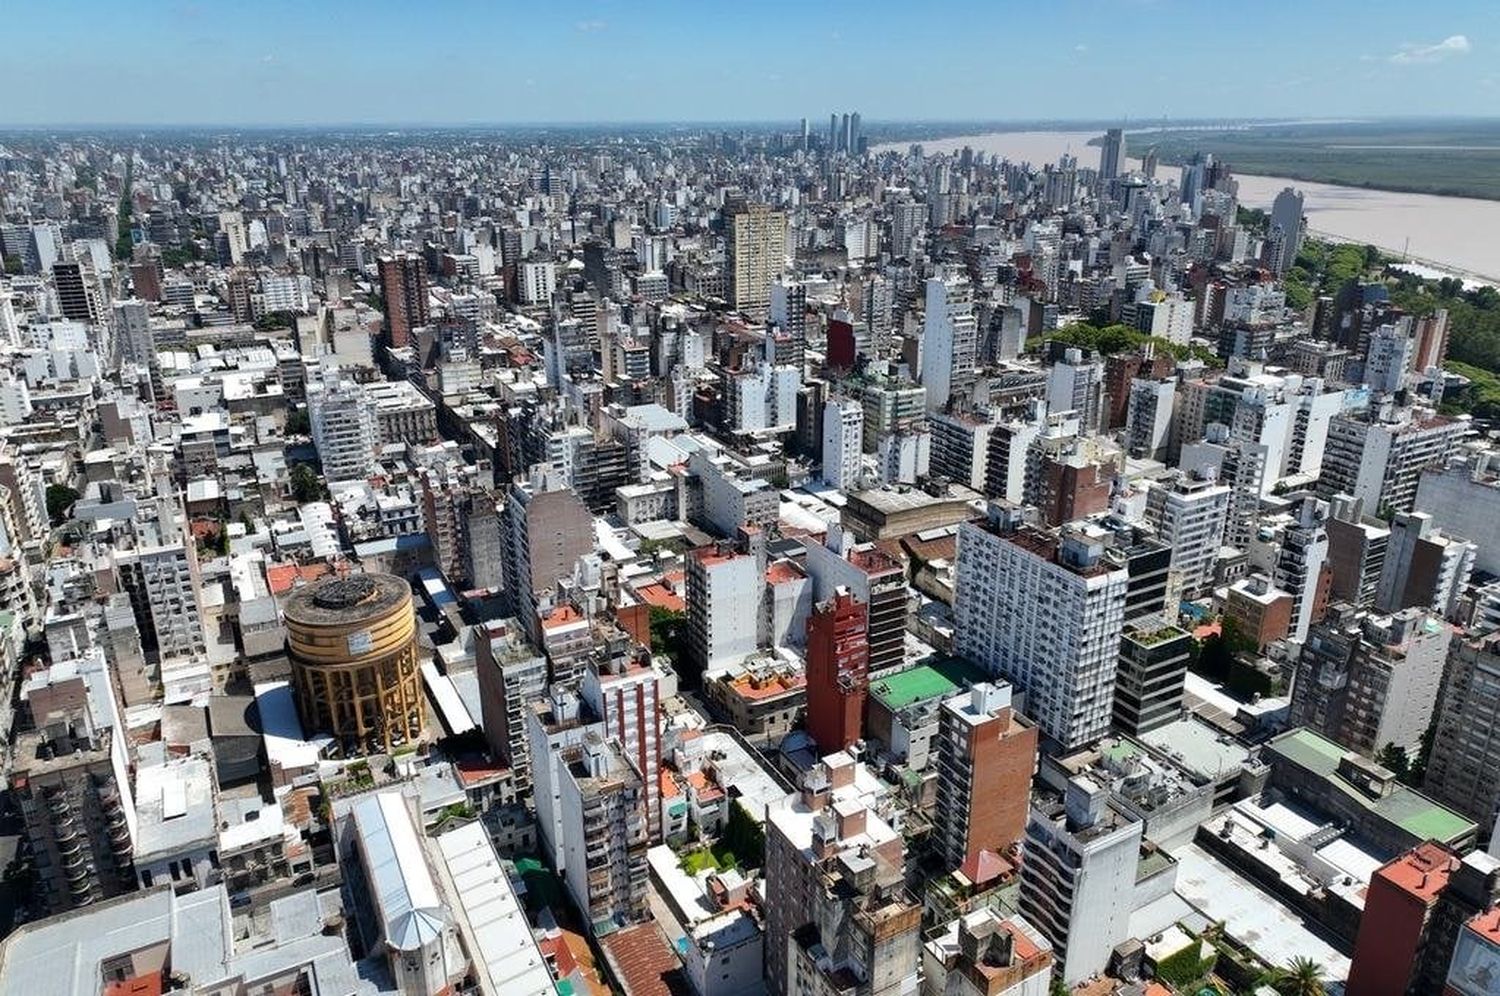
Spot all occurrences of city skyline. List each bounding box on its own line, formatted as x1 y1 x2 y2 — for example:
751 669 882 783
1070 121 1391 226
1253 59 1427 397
3 0 1495 125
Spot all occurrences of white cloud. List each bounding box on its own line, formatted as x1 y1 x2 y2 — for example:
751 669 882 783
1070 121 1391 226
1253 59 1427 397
1389 34 1471 64
575 19 607 32
1074 43 1088 53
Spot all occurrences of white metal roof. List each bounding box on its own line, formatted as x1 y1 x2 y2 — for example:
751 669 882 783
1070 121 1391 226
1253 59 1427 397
351 792 448 952
435 822 555 996
420 660 476 736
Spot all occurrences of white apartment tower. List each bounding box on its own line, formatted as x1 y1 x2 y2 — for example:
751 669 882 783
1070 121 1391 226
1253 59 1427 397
920 271 977 412
1020 777 1143 984
954 504 1128 750
307 371 377 483
1145 471 1231 597
821 396 864 490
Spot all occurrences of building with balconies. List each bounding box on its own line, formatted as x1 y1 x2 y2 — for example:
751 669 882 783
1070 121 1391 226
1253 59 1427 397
8 649 137 914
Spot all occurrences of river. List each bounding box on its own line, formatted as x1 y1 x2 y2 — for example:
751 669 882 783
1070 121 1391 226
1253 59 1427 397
874 130 1500 283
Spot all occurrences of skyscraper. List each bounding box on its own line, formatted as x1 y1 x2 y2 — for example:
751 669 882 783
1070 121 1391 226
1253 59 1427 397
920 270 977 411
1424 630 1500 827
820 396 863 490
726 202 786 317
1098 128 1125 182
954 504 1128 750
1268 186 1305 276
377 251 430 348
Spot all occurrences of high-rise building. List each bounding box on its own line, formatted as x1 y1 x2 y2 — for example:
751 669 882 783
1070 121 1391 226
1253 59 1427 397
377 251 430 348
955 504 1128 751
1267 187 1305 276
52 260 99 323
559 734 650 934
804 588 869 755
8 650 137 915
1419 852 1500 995
1376 511 1475 619
726 203 786 317
685 543 762 675
502 470 595 647
307 371 377 483
803 534 907 675
1144 470 1230 597
821 396 863 490
920 270 977 411
1098 128 1125 182
285 574 424 756
474 622 547 783
112 497 207 661
934 682 1037 870
1019 777 1143 984
1326 497 1391 607
1271 494 1331 642
1445 906 1500 996
581 653 664 841
1044 348 1104 433
1320 409 1470 515
764 752 922 996
1424 631 1500 828
1415 455 1500 575
1346 841 1459 996
1289 605 1450 758
1112 624 1192 735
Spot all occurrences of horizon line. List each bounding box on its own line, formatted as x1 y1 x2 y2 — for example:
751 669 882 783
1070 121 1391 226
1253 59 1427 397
4 113 1497 133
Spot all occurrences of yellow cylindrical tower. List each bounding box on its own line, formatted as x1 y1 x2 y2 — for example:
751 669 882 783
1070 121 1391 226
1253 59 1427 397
285 573 424 756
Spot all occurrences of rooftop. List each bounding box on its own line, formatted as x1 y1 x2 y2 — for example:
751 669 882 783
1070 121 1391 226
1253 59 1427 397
1265 728 1475 844
868 657 988 711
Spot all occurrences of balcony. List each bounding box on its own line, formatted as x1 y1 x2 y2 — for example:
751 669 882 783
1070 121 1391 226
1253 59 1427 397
64 861 90 885
57 835 85 860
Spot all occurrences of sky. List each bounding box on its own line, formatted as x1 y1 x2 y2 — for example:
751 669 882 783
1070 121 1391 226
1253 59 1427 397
3 0 1498 126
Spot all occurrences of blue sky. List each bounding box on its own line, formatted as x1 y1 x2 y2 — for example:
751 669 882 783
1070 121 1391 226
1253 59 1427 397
3 0 1497 125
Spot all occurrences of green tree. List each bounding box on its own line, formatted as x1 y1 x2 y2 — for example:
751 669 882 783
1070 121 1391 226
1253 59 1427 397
649 605 687 662
1376 742 1411 780
1262 955 1327 996
289 463 326 503
2 254 21 275
1409 719 1438 786
46 483 80 525
285 408 311 436
719 799 766 870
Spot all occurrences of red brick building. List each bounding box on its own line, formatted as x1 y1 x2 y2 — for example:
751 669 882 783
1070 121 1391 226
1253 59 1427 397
804 589 869 754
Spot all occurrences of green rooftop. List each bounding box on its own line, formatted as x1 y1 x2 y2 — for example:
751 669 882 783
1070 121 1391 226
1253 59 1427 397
1266 728 1475 844
869 658 989 711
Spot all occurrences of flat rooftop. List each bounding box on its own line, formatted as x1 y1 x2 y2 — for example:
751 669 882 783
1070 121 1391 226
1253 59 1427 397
868 657 988 712
1265 728 1475 844
1172 842 1351 983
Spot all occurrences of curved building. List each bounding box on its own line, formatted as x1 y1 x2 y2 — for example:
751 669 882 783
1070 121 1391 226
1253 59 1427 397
285 573 424 755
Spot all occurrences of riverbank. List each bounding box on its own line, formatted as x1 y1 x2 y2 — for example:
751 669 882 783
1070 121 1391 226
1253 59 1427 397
873 131 1500 283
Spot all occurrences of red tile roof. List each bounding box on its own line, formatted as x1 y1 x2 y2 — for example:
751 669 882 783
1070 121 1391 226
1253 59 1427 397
600 924 692 996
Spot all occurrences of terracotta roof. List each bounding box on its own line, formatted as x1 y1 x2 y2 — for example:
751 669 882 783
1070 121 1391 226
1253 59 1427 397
958 848 1015 887
599 924 692 996
635 582 685 613
455 758 511 787
765 560 804 585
